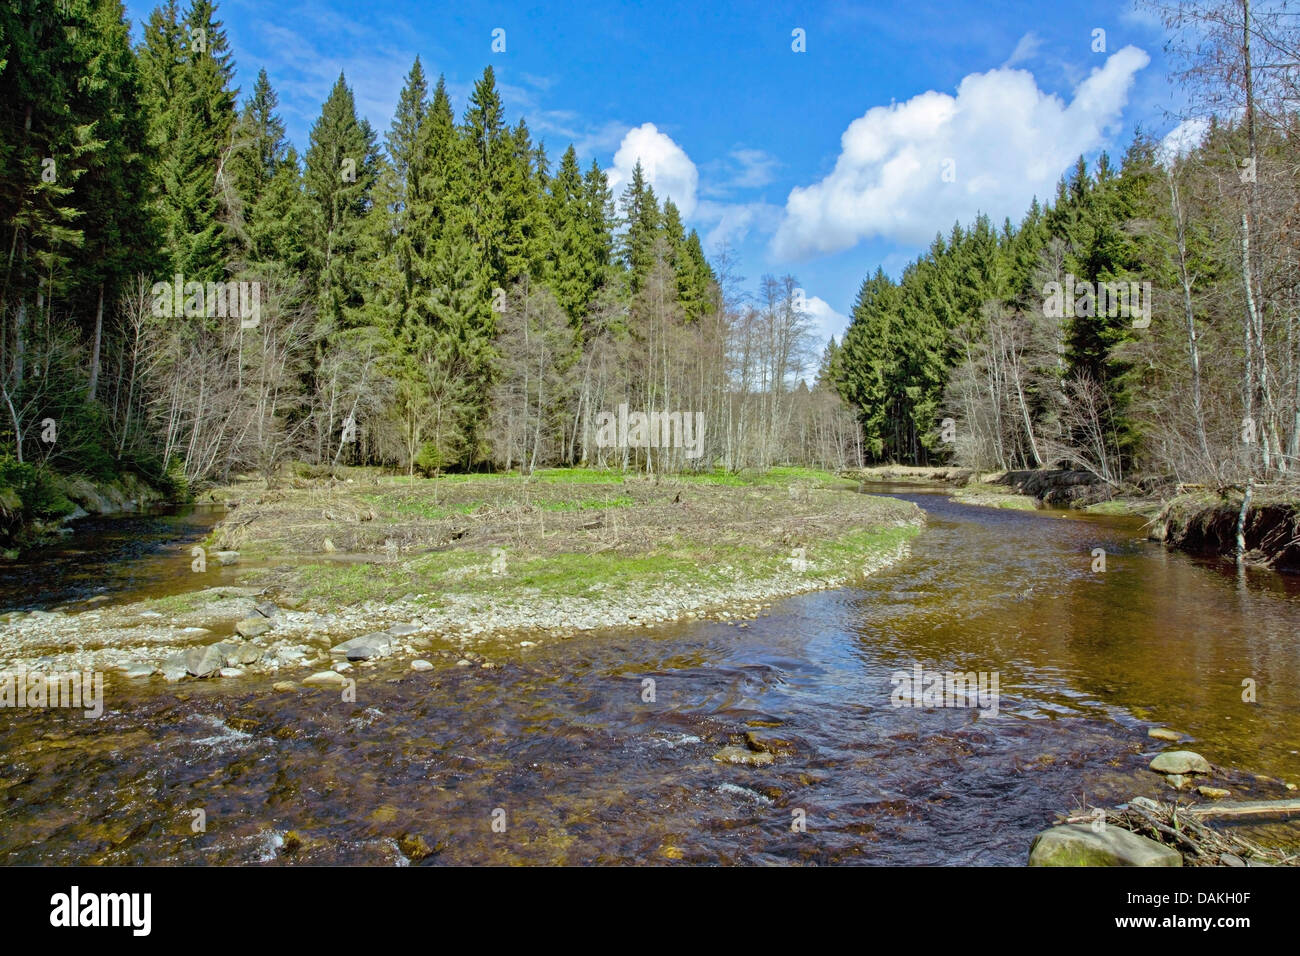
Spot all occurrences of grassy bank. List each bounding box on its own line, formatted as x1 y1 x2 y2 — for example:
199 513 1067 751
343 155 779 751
0 467 923 680
206 465 917 610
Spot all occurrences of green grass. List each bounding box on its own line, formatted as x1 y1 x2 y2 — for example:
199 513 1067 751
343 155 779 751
1082 500 1138 515
365 465 852 488
291 518 918 608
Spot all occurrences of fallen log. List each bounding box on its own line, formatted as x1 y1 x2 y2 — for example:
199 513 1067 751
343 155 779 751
1183 799 1300 821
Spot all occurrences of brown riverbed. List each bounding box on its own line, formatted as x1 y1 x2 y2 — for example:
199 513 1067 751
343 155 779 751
0 483 1297 864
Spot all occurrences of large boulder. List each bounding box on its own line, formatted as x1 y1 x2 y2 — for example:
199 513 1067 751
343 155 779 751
183 644 225 678
1029 824 1182 867
1150 750 1212 775
235 617 272 639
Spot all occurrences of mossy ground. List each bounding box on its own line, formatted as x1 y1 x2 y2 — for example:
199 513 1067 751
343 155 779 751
200 466 921 611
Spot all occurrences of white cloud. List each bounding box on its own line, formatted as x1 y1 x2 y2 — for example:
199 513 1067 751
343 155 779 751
606 123 699 218
771 46 1151 259
802 295 851 345
1158 117 1210 162
728 148 779 189
694 199 783 251
1003 32 1043 68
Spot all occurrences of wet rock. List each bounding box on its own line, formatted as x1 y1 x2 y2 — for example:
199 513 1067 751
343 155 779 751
214 642 241 666
387 623 420 637
214 551 240 566
1197 785 1231 799
712 745 775 767
234 643 262 665
744 730 796 755
1028 824 1182 867
235 617 272 639
1148 728 1182 742
410 659 433 671
276 647 308 665
161 655 187 682
333 661 353 673
303 670 347 687
272 681 296 692
184 644 225 678
1149 750 1212 775
1165 774 1190 790
456 658 472 667
254 601 279 619
219 667 245 678
121 664 154 679
399 833 437 861
1221 852 1245 867
330 632 393 661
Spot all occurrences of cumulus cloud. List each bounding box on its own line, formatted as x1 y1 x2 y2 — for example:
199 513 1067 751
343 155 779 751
694 199 784 251
1158 117 1210 162
771 46 1151 259
606 122 699 218
802 295 851 346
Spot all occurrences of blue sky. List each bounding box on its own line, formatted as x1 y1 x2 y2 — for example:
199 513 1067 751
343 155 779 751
124 0 1190 344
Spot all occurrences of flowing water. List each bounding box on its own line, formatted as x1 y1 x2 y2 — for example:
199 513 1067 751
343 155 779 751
1 485 1298 864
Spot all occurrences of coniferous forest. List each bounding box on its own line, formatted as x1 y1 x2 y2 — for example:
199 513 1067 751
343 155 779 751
2 0 857 537
2 0 1297 533
4 0 1300 884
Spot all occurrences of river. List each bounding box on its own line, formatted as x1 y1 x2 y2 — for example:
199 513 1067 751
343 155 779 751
1 484 1297 864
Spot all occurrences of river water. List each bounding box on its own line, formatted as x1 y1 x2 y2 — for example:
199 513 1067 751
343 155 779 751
1 484 1297 864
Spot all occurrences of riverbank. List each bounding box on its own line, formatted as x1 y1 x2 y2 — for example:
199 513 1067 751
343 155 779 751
0 467 923 681
0 465 169 556
849 465 1300 569
1154 489 1300 572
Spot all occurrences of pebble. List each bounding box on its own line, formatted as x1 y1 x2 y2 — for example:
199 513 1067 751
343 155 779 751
410 660 433 671
303 671 348 687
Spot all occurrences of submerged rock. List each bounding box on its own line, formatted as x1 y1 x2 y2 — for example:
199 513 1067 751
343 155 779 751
712 745 775 767
1147 727 1182 742
1197 785 1231 799
744 730 796 755
1149 750 1212 775
1028 824 1182 867
214 551 240 566
330 632 393 661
